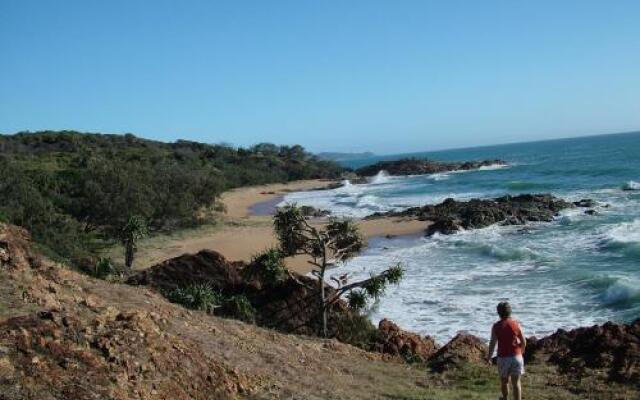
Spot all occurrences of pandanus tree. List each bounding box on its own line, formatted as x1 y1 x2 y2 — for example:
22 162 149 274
274 204 403 337
120 215 148 273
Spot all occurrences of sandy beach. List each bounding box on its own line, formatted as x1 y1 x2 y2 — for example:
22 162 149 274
129 179 429 274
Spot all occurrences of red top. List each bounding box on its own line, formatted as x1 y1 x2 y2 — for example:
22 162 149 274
492 319 524 357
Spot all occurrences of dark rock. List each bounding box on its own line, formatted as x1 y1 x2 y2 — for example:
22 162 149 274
373 194 579 236
425 218 463 236
573 199 597 208
373 319 439 362
355 158 507 177
429 333 488 372
299 205 331 218
526 320 640 383
126 250 245 293
584 209 598 215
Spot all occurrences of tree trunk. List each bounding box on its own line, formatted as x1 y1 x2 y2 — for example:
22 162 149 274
124 241 134 274
320 276 328 337
320 249 328 337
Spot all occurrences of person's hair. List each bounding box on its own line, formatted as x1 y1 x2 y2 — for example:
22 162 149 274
497 302 512 319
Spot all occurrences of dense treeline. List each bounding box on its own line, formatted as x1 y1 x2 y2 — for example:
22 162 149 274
0 130 343 262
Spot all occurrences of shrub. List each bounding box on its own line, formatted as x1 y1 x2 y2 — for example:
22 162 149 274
92 257 116 279
221 295 256 323
165 283 221 314
248 248 288 284
332 311 378 349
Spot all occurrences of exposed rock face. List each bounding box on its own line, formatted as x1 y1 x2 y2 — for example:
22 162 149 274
370 194 593 235
0 223 40 270
526 320 640 383
429 333 488 372
126 250 245 293
355 158 507 177
127 250 359 338
373 319 438 362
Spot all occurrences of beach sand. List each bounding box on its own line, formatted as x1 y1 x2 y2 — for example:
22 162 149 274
130 180 429 274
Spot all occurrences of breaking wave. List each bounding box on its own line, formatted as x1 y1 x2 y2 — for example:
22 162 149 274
622 180 640 191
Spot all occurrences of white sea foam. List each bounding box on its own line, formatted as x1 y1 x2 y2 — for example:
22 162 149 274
429 172 450 181
369 170 391 184
604 219 640 245
322 211 634 342
599 277 640 306
623 180 640 191
478 163 510 171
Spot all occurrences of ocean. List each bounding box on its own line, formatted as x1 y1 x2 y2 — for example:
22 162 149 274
281 132 640 342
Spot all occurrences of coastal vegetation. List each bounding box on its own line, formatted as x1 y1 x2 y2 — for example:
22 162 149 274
0 130 343 265
274 204 404 337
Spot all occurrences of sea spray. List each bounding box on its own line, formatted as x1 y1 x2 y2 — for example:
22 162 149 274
623 180 640 191
369 170 391 184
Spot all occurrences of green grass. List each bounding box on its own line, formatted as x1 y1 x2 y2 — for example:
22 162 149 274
350 362 637 400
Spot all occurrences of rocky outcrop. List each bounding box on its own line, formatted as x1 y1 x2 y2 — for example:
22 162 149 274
126 250 245 293
0 223 41 270
526 320 640 383
370 194 594 235
355 158 507 177
429 333 488 372
127 250 360 338
372 319 438 362
299 205 331 218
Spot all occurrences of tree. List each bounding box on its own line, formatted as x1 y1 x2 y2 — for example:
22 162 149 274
120 216 148 273
273 204 403 337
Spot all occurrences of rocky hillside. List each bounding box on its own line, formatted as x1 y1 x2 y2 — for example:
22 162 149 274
1 223 638 399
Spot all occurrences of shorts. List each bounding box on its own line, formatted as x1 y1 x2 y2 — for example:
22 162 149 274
497 355 525 378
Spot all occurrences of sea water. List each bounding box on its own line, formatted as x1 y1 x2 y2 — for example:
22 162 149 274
282 132 640 342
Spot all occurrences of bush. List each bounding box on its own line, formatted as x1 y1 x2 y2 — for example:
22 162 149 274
165 283 221 314
247 248 288 284
332 311 379 349
92 257 117 279
221 295 256 323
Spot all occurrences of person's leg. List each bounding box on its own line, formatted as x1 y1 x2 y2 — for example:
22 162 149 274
510 374 521 400
500 376 509 400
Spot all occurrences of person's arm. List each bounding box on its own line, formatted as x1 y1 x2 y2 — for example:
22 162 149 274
486 327 497 363
517 323 526 353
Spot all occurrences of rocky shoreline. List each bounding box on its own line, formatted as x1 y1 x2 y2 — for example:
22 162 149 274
368 194 599 235
355 157 507 177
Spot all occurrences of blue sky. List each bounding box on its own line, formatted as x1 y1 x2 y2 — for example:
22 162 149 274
1 1 639 154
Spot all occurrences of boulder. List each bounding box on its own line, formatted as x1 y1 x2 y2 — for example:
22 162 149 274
429 333 488 372
526 320 640 383
299 205 331 218
373 319 438 362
